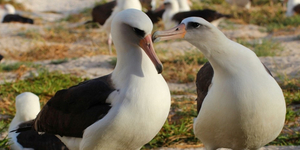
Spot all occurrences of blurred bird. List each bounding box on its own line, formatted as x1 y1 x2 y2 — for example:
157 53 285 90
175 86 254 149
162 0 230 29
8 92 68 150
286 0 300 16
0 4 15 21
86 0 146 54
0 4 34 24
87 1 116 26
2 14 34 24
162 0 181 29
0 54 3 62
87 0 156 27
146 0 190 25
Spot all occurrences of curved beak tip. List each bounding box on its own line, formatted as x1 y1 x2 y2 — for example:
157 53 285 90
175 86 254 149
156 64 163 74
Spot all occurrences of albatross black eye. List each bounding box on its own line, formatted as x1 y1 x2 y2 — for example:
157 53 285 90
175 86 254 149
133 27 145 37
189 22 202 28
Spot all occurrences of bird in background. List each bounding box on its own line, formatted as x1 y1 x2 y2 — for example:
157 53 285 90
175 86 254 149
87 0 156 26
8 92 68 150
87 0 157 54
0 4 15 21
162 0 231 29
0 4 33 24
146 0 191 24
153 16 286 150
163 0 181 29
12 9 171 150
0 54 3 62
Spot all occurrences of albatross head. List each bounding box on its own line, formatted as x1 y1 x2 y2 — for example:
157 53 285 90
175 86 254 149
152 17 227 56
15 92 40 122
164 0 179 10
111 9 163 74
4 4 15 14
153 17 224 42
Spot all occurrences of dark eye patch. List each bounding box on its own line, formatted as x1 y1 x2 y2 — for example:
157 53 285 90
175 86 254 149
187 22 202 29
133 27 145 37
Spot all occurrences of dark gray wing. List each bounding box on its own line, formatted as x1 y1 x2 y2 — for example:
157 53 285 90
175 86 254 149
33 74 115 137
17 129 69 150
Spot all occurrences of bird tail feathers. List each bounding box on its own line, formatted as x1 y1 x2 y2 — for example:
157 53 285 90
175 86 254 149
10 120 34 133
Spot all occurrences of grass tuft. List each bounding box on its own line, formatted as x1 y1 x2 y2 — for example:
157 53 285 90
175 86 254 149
236 39 283 57
161 50 207 83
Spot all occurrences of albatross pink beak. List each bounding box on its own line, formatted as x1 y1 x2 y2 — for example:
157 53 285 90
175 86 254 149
139 34 163 74
152 23 186 42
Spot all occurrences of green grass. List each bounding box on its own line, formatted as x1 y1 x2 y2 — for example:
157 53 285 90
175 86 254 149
270 78 300 145
161 50 207 83
270 132 300 146
1 72 300 149
143 96 200 149
0 121 11 149
50 58 69 65
236 39 283 57
17 29 43 41
0 70 86 112
108 57 117 67
0 70 88 150
0 62 40 72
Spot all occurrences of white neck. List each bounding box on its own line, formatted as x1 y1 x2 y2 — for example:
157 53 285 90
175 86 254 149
112 40 158 88
118 0 142 10
188 32 262 76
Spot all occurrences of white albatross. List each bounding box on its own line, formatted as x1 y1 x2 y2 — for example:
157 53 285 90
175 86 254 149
8 92 68 150
13 9 171 150
153 17 286 150
0 4 15 22
162 0 180 29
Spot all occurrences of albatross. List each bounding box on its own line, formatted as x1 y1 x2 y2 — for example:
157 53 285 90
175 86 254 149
162 0 230 29
8 92 68 150
0 4 33 24
87 0 155 26
13 9 171 150
153 17 286 150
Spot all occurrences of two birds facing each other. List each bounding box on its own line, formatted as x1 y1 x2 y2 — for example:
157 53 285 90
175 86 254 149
9 9 286 150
